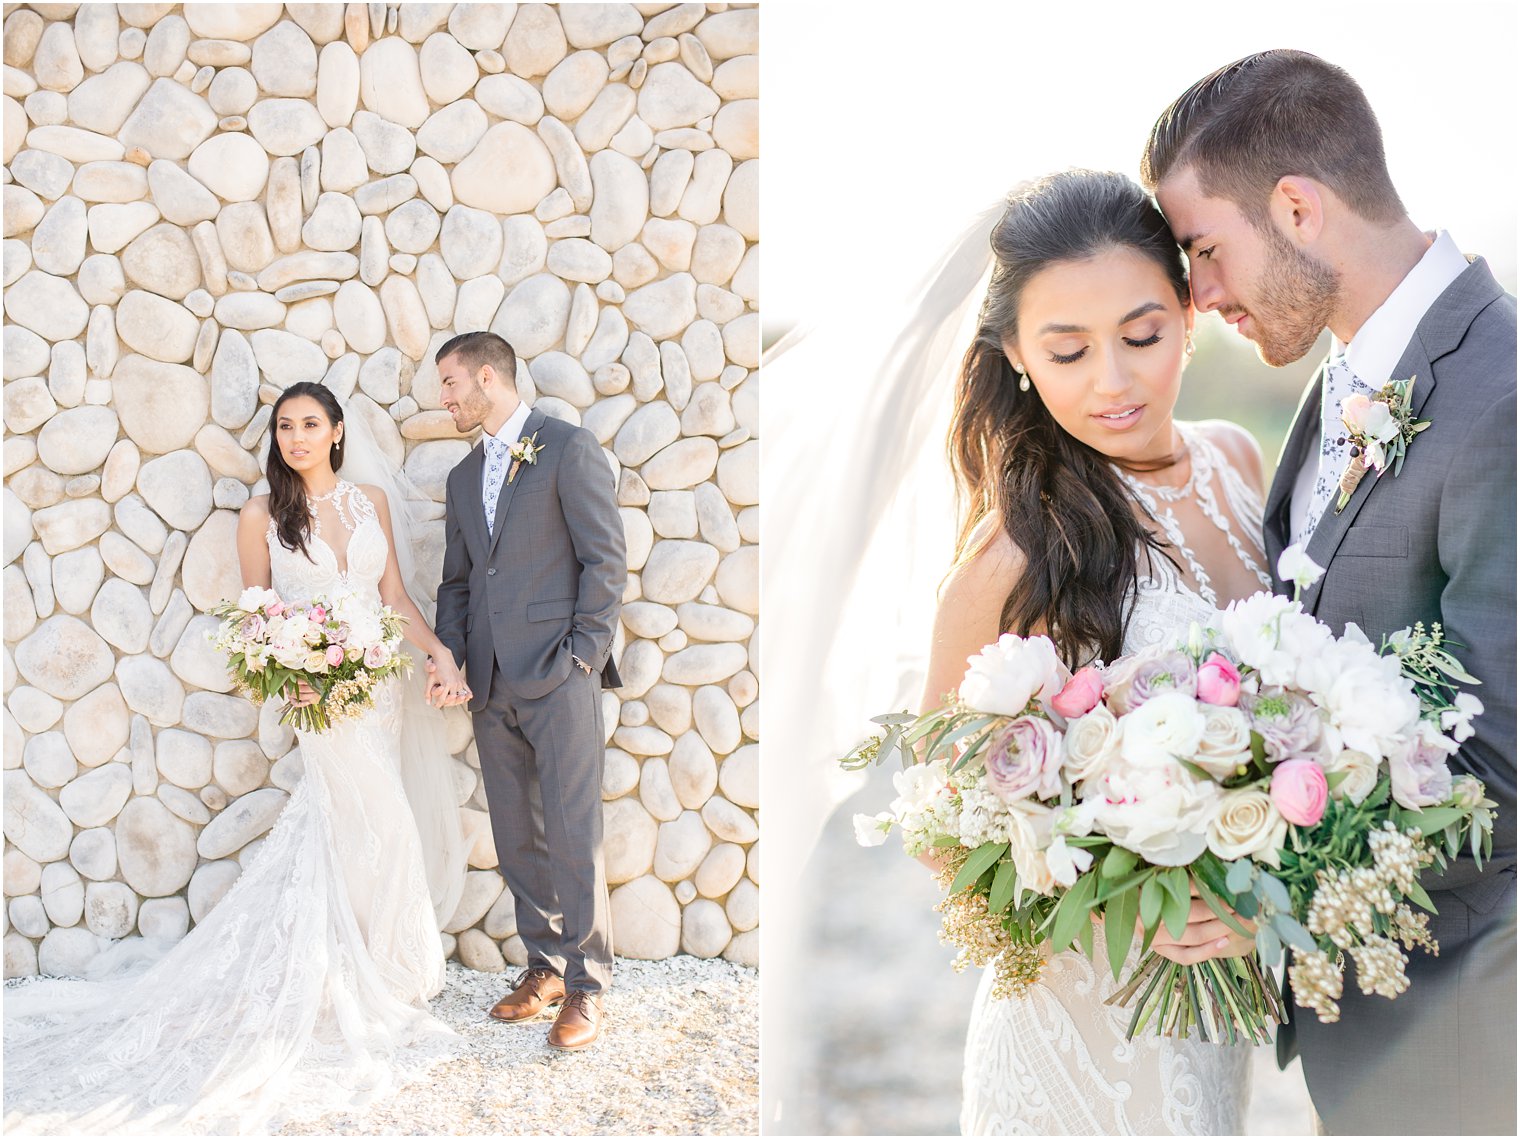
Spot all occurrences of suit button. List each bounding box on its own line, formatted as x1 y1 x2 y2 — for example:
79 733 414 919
487 568 497 576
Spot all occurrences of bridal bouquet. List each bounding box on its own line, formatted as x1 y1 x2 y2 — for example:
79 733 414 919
211 587 411 733
845 548 1494 1044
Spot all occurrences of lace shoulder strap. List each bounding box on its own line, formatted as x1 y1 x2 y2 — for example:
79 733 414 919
1182 425 1272 592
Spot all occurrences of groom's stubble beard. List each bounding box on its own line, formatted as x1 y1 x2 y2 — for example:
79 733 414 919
1235 222 1341 368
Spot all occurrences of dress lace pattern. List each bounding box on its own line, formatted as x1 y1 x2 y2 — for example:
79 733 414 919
960 429 1266 1135
3 482 456 1136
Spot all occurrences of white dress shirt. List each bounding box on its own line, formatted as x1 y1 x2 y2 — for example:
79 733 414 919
1288 230 1470 544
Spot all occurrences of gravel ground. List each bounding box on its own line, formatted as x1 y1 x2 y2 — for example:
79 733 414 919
779 761 1316 1136
279 957 759 1136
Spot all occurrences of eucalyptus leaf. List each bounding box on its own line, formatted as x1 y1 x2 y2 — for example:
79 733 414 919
1225 859 1256 895
1255 922 1283 968
1270 913 1318 953
1257 872 1292 914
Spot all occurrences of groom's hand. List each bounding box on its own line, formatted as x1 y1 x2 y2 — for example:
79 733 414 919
1145 885 1256 966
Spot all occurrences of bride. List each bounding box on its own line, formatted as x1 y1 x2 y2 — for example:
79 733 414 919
923 171 1270 1134
4 381 470 1135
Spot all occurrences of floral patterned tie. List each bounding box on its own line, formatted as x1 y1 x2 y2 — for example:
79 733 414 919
483 436 509 538
1294 357 1372 549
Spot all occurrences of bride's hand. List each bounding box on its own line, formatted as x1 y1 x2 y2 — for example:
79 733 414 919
1146 882 1257 965
287 680 320 708
425 656 472 707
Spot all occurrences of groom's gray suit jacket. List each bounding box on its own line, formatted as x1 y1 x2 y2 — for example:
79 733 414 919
436 407 624 702
1264 257 1516 1135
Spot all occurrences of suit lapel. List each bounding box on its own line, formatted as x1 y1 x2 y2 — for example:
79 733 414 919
455 441 490 559
486 407 548 559
1263 363 1327 584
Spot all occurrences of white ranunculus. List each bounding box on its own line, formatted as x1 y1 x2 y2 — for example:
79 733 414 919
853 812 893 847
1361 401 1398 443
1063 705 1122 785
1207 788 1288 867
1193 705 1253 780
958 634 1067 717
1323 747 1379 804
1079 760 1220 866
1118 692 1207 768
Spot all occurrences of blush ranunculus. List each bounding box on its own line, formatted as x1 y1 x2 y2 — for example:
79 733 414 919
1196 652 1241 706
1270 759 1329 826
1051 666 1104 719
983 716 1064 804
324 644 345 667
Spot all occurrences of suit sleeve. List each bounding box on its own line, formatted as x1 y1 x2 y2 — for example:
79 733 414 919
558 426 626 670
1436 385 1517 861
436 472 471 670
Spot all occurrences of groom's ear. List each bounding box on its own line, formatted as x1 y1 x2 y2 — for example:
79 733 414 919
1267 176 1325 248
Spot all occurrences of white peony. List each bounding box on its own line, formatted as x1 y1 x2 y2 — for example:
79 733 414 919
1118 692 1207 768
1214 593 1332 687
238 586 280 612
958 634 1067 717
1316 657 1421 760
1078 759 1220 866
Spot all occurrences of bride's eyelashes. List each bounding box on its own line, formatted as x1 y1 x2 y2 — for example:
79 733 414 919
1044 332 1165 365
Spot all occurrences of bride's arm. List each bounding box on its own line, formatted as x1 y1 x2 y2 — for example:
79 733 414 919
236 496 273 589
363 486 467 694
916 519 1025 872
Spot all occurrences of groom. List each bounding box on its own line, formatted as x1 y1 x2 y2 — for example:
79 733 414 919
1143 50 1516 1135
432 331 626 1050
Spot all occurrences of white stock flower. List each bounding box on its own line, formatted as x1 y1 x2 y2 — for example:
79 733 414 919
1118 692 1206 768
1062 705 1122 785
958 634 1066 717
1275 544 1325 593
1441 692 1484 743
1044 834 1095 889
1207 788 1288 867
853 812 893 847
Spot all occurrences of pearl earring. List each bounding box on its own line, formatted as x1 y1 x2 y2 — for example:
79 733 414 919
1184 332 1195 357
1014 364 1030 393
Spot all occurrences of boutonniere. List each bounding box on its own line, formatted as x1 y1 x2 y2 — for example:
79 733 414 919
506 431 543 484
1334 376 1431 512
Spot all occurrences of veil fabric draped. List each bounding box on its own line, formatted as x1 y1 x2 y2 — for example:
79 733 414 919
760 205 1000 1128
336 399 468 927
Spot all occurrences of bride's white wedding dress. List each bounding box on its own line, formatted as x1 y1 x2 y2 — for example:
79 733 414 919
4 482 455 1136
961 426 1273 1136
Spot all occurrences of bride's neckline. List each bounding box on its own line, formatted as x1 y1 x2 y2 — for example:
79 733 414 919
305 479 350 506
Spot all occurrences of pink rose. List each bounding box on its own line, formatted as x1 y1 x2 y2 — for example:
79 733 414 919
310 606 326 622
265 600 285 616
1051 666 1105 719
984 716 1064 803
325 645 345 667
364 643 389 669
1196 652 1241 707
1270 759 1328 826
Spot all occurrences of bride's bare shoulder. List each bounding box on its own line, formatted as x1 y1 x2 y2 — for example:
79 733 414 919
939 514 1026 606
239 494 271 524
1193 419 1265 494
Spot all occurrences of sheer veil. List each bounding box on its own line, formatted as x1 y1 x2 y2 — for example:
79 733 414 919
760 205 1000 1127
338 400 468 927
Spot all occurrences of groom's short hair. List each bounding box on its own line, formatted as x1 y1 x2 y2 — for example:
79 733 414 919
436 331 517 385
1141 50 1404 226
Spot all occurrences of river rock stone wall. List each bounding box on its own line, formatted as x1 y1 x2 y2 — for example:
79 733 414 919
2 2 759 979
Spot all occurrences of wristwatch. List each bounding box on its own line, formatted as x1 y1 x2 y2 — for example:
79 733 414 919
572 654 594 674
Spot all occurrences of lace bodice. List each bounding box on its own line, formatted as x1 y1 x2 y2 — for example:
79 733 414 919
267 481 387 607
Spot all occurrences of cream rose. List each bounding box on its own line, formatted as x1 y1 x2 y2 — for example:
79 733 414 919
1062 705 1121 785
1207 788 1288 867
1193 705 1253 780
1323 747 1379 804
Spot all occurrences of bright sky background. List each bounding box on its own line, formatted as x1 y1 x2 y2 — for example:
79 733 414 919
762 0 1519 333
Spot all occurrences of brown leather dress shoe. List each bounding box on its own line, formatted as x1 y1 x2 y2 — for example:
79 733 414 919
488 967 566 1023
546 990 603 1050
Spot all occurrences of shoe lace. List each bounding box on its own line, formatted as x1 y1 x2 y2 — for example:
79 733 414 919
513 967 556 990
561 990 594 1015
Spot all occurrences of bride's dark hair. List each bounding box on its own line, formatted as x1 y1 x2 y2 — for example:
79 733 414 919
950 170 1189 668
266 381 345 561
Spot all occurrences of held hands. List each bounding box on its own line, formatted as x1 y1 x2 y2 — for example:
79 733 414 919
424 656 472 708
1142 880 1256 966
286 680 320 708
